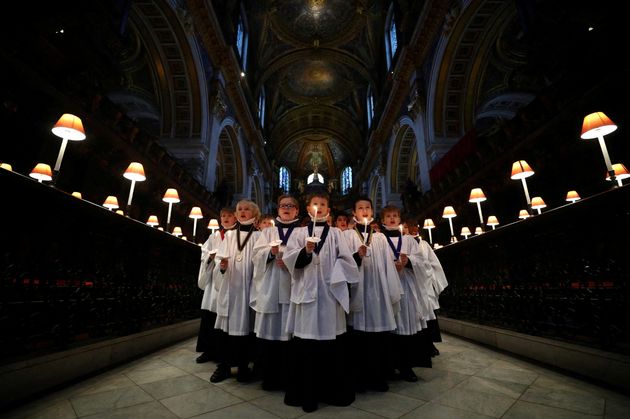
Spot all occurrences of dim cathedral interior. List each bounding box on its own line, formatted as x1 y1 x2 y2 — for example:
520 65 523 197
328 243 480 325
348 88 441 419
1 0 630 417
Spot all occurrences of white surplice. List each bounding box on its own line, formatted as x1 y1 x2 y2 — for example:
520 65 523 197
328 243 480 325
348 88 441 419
383 234 433 335
283 225 360 340
198 230 222 311
251 224 296 341
417 239 448 312
343 228 403 332
214 227 261 336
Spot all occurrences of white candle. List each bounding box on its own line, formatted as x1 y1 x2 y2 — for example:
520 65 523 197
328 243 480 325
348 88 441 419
363 217 368 235
271 219 275 227
399 224 403 234
312 205 318 239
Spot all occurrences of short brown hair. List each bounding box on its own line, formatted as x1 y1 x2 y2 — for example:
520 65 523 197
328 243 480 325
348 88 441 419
277 194 299 208
380 205 400 218
306 192 330 206
220 207 235 216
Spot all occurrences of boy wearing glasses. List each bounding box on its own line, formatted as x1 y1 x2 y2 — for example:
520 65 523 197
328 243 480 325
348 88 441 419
251 195 301 390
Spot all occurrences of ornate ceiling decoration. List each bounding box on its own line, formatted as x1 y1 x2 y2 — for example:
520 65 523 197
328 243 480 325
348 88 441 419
251 0 380 178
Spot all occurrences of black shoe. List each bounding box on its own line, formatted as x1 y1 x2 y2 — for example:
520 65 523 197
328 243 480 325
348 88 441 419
236 366 252 383
431 344 440 357
302 402 318 413
399 368 418 382
196 352 212 363
210 367 231 383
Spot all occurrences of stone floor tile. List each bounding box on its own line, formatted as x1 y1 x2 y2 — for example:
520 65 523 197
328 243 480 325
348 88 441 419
503 400 602 419
124 365 189 385
140 374 209 400
400 401 494 419
455 376 527 399
81 400 178 418
520 386 605 416
159 386 242 418
189 401 281 418
69 386 153 416
433 386 516 417
352 391 426 418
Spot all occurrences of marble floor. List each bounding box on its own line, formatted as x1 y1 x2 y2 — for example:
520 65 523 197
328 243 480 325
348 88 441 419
4 334 630 418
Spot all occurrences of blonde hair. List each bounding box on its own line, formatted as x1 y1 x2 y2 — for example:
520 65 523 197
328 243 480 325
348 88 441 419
235 199 261 221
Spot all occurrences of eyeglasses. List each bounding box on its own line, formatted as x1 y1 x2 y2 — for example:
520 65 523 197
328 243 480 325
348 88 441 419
279 204 296 209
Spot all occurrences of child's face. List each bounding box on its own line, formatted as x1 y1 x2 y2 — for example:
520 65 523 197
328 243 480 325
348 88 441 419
259 219 274 229
220 212 236 227
335 216 348 230
278 198 299 221
308 197 329 218
353 200 373 221
382 211 400 227
236 203 254 221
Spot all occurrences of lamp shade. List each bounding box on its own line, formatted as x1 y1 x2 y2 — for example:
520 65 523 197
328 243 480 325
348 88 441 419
510 160 534 180
147 215 159 226
442 206 457 218
71 191 82 199
123 162 146 181
29 163 52 181
181 236 187 241
468 188 487 203
115 210 124 215
518 209 530 219
162 188 180 203
581 112 617 139
208 218 220 229
475 227 483 235
0 162 12 171
565 190 581 202
487 215 499 226
606 163 630 181
531 196 547 210
189 206 203 219
423 218 435 229
51 113 86 141
103 196 119 210
460 227 471 236
172 227 183 236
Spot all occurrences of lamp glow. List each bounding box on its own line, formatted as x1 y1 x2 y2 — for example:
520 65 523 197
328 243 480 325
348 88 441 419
511 160 534 205
423 218 435 244
103 196 119 210
565 190 581 203
51 113 86 184
605 163 630 187
531 196 547 214
29 163 53 183
172 226 183 237
475 227 483 235
518 209 530 219
442 206 457 237
208 218 220 232
123 162 146 210
71 191 82 199
162 188 180 231
147 215 159 227
460 226 471 239
189 206 203 241
0 163 12 171
581 112 617 183
468 188 487 228
486 215 499 230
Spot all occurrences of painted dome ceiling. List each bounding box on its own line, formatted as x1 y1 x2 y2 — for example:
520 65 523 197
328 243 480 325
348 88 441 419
249 0 385 179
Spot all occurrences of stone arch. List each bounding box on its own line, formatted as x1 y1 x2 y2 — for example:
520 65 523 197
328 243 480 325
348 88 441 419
126 0 204 140
388 121 419 195
369 173 385 214
214 123 244 202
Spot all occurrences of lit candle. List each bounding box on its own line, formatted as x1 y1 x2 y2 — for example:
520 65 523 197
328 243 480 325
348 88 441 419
312 205 318 239
399 224 403 234
271 219 275 227
363 217 368 235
